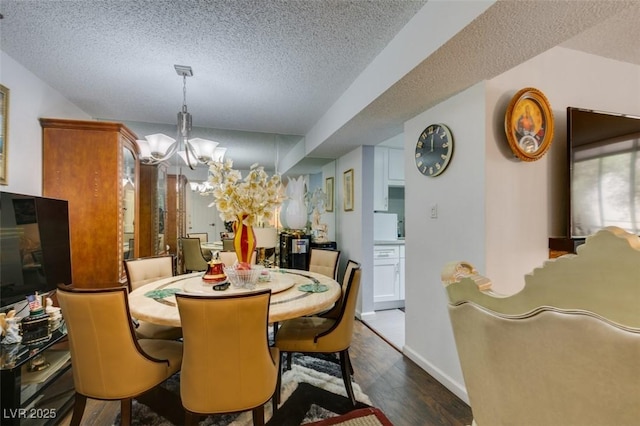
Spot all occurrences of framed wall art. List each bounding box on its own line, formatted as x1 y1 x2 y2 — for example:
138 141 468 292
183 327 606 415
343 168 354 211
504 87 555 162
0 84 8 185
325 176 334 212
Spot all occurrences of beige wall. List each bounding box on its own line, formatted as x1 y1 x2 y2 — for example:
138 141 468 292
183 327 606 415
0 52 90 195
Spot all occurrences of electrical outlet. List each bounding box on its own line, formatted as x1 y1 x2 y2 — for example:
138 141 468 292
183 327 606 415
430 204 438 219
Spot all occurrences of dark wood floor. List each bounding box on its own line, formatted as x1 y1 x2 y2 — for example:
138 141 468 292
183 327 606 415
59 319 472 425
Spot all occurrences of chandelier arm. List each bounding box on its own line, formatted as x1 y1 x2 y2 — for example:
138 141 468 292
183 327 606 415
150 141 179 162
185 141 198 170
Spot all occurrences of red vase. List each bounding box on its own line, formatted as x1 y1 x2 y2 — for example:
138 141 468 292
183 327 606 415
233 215 256 264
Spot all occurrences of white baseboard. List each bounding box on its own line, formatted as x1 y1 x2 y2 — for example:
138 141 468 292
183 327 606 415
402 344 469 405
356 310 376 321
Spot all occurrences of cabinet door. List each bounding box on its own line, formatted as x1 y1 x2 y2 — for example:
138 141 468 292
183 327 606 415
373 147 389 211
399 254 405 300
373 258 400 302
387 148 405 185
373 246 400 303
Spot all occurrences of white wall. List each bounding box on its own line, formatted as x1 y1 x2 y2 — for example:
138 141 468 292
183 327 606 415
485 47 640 294
404 82 487 402
403 47 640 403
0 51 90 195
335 146 375 317
321 161 336 242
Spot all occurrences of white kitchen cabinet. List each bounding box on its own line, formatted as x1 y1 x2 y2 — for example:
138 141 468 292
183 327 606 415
387 148 405 186
373 146 389 211
399 245 405 300
373 245 401 303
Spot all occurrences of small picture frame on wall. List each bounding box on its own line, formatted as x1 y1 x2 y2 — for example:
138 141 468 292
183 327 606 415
343 168 354 212
0 84 9 185
504 87 555 162
325 177 334 212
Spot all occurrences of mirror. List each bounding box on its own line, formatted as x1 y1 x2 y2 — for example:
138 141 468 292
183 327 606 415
123 147 136 260
157 164 167 254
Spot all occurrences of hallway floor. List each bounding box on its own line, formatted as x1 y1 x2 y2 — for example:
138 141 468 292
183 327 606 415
362 308 405 351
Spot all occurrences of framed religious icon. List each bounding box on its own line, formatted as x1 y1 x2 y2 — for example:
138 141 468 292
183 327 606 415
325 176 334 212
504 87 555 162
0 84 8 185
343 169 354 211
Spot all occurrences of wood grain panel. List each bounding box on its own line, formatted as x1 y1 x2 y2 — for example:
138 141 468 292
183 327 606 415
41 119 140 288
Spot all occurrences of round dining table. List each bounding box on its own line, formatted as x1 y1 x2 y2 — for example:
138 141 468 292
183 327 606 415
128 269 341 326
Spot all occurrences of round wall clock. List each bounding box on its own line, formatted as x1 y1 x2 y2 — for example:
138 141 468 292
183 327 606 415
414 123 454 177
504 87 555 161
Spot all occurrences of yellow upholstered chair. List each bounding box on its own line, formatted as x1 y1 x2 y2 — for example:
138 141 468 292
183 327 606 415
308 248 341 280
187 232 208 243
124 255 182 340
316 259 358 320
219 250 257 267
176 290 280 426
222 238 235 252
275 261 361 406
180 237 208 272
57 285 183 426
187 233 212 260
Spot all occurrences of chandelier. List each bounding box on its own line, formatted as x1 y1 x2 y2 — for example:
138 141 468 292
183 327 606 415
136 65 226 169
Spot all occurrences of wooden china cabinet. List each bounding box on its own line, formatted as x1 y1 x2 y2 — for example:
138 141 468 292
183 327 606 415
40 119 141 288
139 162 169 257
166 173 188 257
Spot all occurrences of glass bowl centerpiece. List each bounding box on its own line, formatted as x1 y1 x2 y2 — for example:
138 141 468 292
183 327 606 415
205 160 283 268
223 264 265 289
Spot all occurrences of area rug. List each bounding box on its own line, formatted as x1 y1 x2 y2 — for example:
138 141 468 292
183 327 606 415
304 407 394 426
115 353 372 425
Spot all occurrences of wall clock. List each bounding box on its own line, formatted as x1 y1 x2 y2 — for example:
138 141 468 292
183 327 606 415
504 87 555 161
415 123 454 177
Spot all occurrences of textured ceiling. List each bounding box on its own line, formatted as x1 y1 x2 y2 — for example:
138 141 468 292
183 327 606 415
1 0 639 175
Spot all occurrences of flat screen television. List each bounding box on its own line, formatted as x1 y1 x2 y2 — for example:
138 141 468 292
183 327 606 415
0 191 72 310
567 107 640 238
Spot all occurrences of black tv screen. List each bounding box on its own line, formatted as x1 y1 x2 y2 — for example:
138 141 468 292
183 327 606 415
567 108 640 238
0 192 72 309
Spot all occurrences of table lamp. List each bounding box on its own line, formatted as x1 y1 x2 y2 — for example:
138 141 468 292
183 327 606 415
254 227 278 267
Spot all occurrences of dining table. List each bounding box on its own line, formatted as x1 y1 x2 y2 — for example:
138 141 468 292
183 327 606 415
128 268 341 326
200 241 224 258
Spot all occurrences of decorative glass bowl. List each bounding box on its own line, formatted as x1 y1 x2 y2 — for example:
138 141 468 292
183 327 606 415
223 265 264 289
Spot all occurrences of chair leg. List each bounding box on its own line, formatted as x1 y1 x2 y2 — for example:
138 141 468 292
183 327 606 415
346 350 354 376
70 392 87 426
274 356 282 409
286 352 292 370
339 350 356 406
185 410 200 425
120 398 133 425
252 405 265 426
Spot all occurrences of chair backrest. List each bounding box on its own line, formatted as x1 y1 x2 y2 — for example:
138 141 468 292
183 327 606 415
309 248 341 279
180 238 208 272
176 289 277 414
222 238 235 252
126 238 135 259
315 261 361 350
124 255 174 291
56 286 173 399
442 226 640 426
187 232 208 243
219 250 257 267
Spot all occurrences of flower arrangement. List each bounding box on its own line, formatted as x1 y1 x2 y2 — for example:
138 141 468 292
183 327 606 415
206 159 284 226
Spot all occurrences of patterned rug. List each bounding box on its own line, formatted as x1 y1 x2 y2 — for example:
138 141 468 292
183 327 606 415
115 353 371 425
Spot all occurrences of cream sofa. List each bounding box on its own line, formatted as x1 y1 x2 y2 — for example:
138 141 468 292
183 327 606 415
442 226 640 426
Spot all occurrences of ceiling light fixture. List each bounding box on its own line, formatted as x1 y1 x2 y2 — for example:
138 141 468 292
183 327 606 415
137 65 225 169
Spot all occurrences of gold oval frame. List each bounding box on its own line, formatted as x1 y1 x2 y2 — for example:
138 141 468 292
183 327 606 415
504 87 554 162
